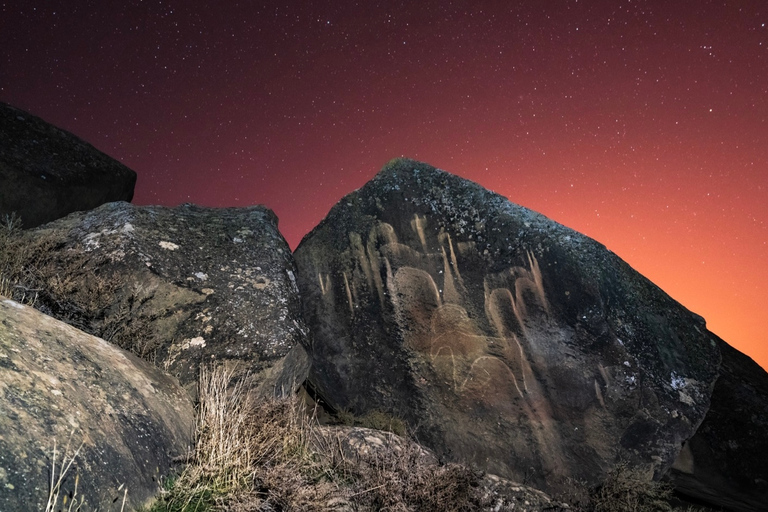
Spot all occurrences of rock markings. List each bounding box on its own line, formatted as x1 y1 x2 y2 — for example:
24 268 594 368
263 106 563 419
295 158 721 494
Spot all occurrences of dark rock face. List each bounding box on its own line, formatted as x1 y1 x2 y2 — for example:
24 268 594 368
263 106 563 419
671 339 768 512
1 201 308 394
294 159 721 493
0 297 194 511
0 102 136 228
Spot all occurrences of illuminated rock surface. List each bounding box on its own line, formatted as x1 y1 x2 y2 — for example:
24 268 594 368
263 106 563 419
294 158 721 494
0 297 194 511
1 202 308 395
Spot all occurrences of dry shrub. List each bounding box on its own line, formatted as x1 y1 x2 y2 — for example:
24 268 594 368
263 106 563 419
590 463 672 512
152 365 347 511
151 365 486 511
344 442 482 512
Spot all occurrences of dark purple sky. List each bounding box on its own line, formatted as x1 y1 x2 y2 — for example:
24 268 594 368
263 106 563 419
2 1 767 369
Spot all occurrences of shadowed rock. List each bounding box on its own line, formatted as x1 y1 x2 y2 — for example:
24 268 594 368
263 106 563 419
0 102 136 228
670 339 768 512
294 158 721 494
0 297 194 511
0 202 309 395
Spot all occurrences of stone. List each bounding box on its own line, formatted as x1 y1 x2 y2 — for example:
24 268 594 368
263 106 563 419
0 102 136 228
0 296 194 511
670 338 768 512
0 201 309 395
294 158 721 494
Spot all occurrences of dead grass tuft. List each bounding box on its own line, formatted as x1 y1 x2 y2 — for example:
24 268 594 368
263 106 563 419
149 365 486 511
344 443 481 512
44 432 86 512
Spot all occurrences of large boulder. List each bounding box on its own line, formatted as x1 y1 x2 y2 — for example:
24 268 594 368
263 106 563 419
0 201 308 395
670 339 768 512
0 102 137 228
294 158 721 494
0 296 194 511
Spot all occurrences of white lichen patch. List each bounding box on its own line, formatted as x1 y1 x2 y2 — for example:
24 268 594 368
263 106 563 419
670 372 686 390
159 241 179 251
287 270 298 291
670 372 702 406
194 272 209 281
84 232 102 251
181 337 206 349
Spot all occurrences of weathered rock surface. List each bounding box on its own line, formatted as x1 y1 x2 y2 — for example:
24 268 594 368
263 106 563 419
670 339 768 512
294 158 721 494
1 201 308 394
0 296 194 511
0 102 136 228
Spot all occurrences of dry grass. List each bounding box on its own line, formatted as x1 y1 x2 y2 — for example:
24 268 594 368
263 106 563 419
589 463 673 512
149 365 341 511
341 442 481 512
149 365 485 511
44 432 85 512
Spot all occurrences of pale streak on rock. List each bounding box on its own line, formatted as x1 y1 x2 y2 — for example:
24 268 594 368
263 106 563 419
343 271 354 314
410 213 429 253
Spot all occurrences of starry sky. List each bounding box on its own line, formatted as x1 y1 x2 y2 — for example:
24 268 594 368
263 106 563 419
2 1 767 370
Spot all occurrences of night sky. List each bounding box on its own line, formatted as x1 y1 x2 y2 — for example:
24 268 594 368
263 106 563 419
2 1 767 370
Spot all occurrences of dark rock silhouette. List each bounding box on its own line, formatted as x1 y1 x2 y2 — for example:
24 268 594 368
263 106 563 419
0 296 194 511
671 339 768 512
294 158 722 495
1 201 308 395
0 102 136 228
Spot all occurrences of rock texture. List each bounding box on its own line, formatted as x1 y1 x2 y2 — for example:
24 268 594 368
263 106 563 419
0 102 137 228
0 201 308 394
0 296 194 511
294 158 721 494
670 338 768 512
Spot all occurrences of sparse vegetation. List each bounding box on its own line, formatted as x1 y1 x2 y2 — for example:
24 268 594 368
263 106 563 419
588 463 672 512
145 365 485 511
44 432 85 512
554 462 715 512
29 365 716 511
0 213 161 359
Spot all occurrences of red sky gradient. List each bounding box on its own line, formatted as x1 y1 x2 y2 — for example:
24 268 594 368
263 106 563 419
2 1 766 370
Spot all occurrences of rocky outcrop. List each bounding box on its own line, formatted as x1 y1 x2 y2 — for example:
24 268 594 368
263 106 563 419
0 102 137 228
294 158 721 495
0 201 309 395
0 296 194 511
670 339 768 512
